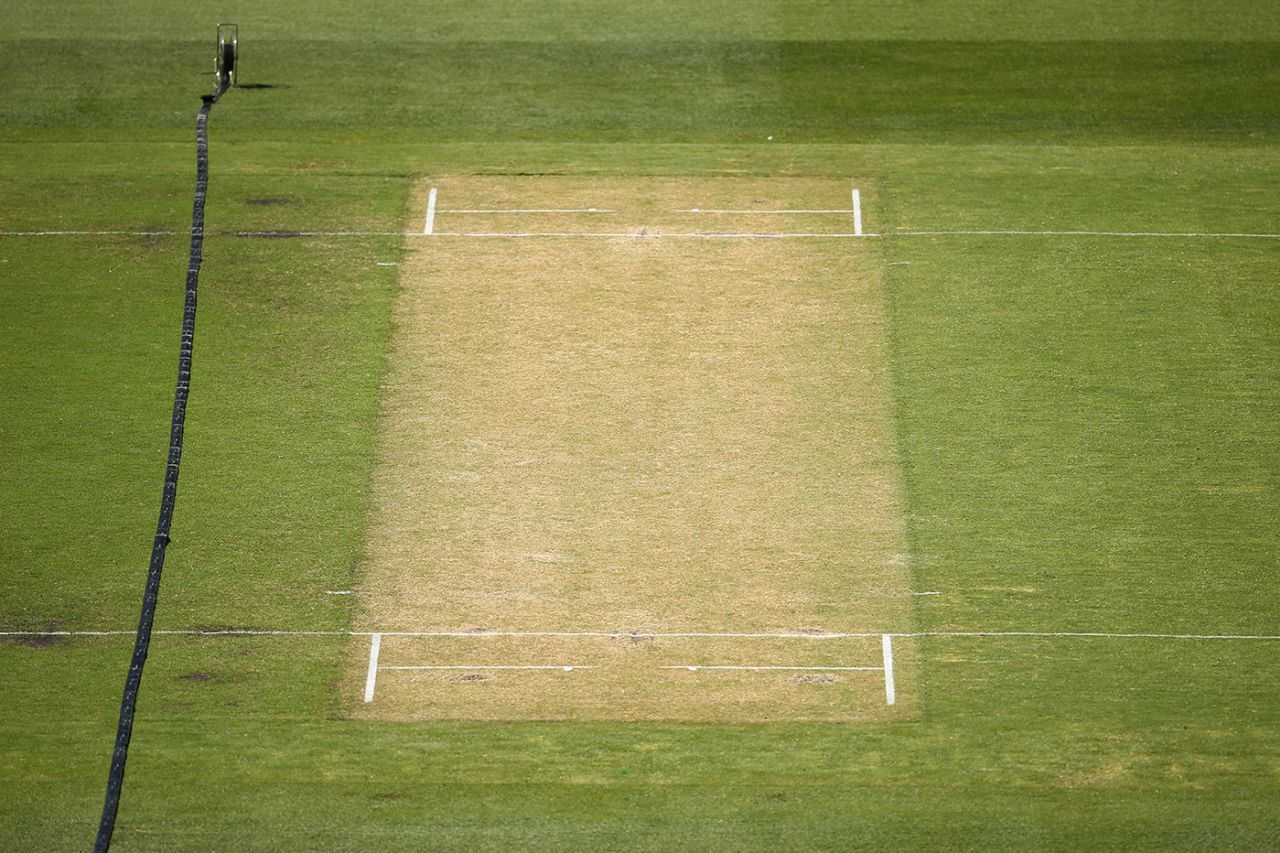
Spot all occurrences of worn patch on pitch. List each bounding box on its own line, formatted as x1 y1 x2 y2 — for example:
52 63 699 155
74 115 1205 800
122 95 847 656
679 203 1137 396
350 177 915 721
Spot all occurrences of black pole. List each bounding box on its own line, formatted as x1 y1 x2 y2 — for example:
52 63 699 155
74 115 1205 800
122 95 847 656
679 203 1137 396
93 78 230 853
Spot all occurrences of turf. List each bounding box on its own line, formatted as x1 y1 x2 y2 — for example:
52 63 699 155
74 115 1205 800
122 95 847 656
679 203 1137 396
1 0 1278 849
5 40 1280 144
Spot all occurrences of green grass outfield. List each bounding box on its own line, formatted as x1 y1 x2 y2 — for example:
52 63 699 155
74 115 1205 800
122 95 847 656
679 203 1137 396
2 1 1279 848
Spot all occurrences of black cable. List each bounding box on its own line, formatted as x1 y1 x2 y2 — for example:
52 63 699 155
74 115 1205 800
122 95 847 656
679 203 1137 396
93 78 230 853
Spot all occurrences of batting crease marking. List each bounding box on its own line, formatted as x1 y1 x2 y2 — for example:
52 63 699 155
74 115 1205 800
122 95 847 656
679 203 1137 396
363 633 381 703
680 209 850 214
423 187 437 235
882 633 896 705
442 208 611 214
382 665 593 671
662 665 882 671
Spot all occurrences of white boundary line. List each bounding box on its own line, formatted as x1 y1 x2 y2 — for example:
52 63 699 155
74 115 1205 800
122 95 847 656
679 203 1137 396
423 188 438 235
5 629 1278 640
362 632 381 703
852 188 863 236
882 634 896 705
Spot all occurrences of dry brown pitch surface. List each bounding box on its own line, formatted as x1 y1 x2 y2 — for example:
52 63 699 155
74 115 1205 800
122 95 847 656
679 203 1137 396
351 177 915 721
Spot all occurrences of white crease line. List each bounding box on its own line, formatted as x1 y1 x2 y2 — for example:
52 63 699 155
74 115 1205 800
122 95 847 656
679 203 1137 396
232 231 403 236
423 187 437 235
882 634 896 705
424 231 871 239
447 208 849 215
360 631 873 639
852 188 863 236
441 208 612 213
363 633 381 703
382 665 593 671
662 665 882 671
3 630 1278 640
679 209 850 214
